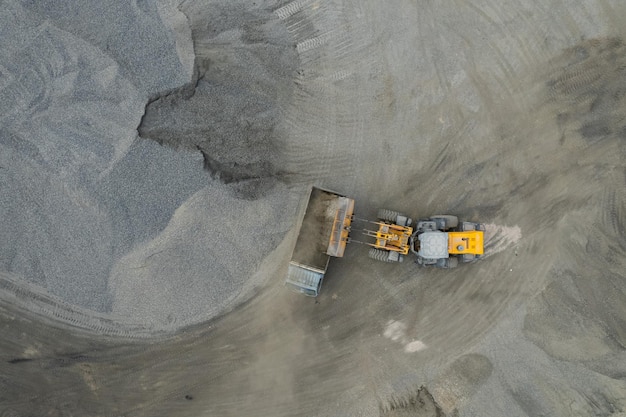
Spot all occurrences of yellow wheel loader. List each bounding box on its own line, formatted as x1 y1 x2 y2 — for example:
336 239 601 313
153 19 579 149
284 187 485 296
409 215 485 268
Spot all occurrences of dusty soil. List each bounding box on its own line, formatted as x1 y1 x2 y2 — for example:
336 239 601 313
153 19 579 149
1 0 626 416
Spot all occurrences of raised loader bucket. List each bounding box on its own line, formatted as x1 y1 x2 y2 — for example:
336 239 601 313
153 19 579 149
326 195 354 257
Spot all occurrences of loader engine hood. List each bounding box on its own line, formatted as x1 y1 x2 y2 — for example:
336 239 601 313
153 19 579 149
418 231 449 259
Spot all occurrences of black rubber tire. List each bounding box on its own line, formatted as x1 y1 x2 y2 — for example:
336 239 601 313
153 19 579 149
430 215 459 230
369 248 393 262
461 254 476 263
377 208 403 223
460 222 476 231
447 256 459 268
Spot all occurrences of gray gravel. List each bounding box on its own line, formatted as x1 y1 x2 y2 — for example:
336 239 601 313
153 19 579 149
0 0 297 328
1 0 626 416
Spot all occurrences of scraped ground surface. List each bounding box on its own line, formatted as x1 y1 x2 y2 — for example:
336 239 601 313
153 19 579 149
1 0 626 416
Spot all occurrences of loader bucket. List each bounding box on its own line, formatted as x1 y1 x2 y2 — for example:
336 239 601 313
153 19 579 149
326 195 354 257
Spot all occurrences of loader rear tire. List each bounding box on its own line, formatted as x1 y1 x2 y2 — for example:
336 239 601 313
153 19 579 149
461 254 476 262
430 215 459 230
377 209 403 223
369 248 394 263
459 222 476 231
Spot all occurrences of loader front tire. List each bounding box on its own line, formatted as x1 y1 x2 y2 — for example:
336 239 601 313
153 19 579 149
378 209 403 223
369 248 394 263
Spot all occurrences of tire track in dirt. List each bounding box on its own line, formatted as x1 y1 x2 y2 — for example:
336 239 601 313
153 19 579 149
3 1 626 417
276 0 379 191
517 36 626 413
322 3 623 378
0 272 157 339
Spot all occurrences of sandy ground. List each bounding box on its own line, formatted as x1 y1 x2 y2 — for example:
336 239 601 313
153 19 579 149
1 0 626 416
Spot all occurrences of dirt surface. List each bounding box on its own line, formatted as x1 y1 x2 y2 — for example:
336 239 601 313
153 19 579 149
1 0 626 416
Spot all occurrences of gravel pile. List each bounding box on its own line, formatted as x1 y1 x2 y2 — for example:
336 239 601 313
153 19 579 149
0 0 300 331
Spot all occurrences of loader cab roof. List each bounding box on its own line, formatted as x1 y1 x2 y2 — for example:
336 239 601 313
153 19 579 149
418 231 450 259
